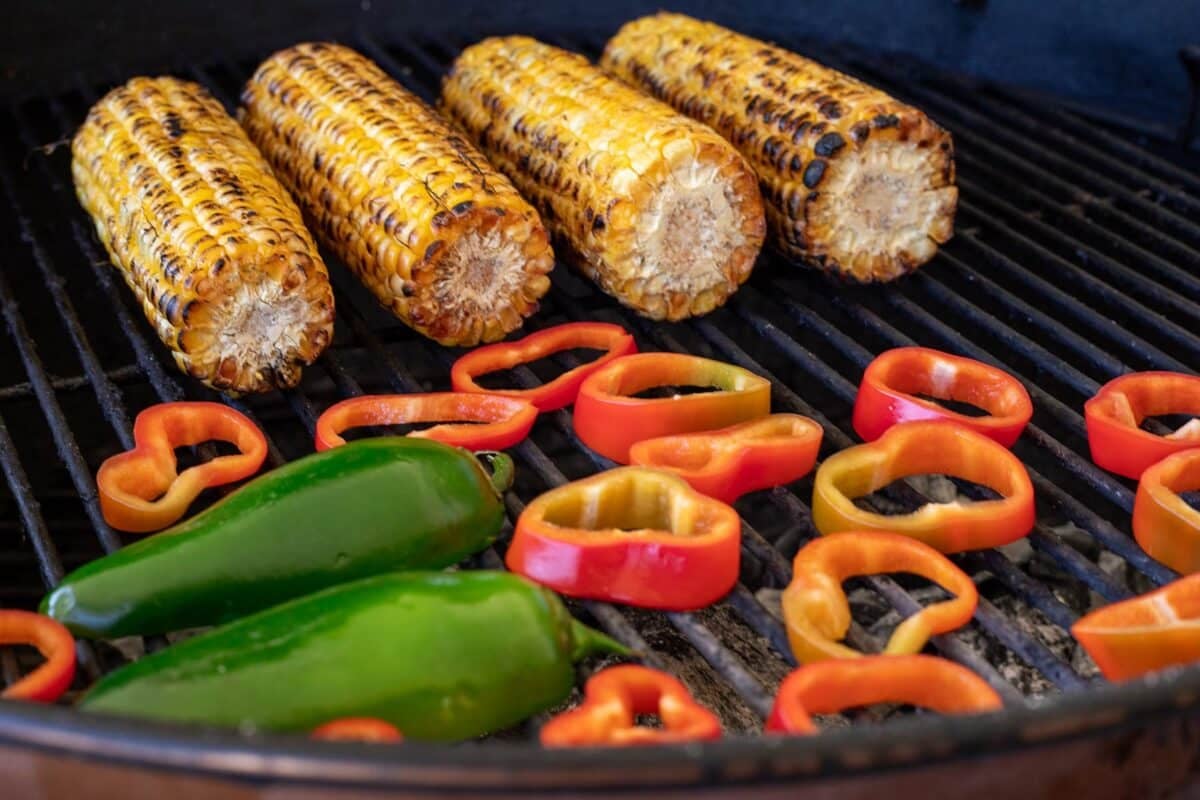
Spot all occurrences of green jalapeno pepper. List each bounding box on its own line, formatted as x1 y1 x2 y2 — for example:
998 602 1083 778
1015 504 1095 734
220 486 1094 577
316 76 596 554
43 438 513 639
80 571 628 741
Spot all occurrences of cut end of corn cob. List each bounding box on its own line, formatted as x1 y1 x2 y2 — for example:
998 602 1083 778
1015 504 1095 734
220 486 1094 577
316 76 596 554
603 13 957 283
72 76 335 395
240 42 555 346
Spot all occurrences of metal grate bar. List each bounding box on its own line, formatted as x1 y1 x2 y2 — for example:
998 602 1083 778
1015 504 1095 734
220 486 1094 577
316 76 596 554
0 365 143 402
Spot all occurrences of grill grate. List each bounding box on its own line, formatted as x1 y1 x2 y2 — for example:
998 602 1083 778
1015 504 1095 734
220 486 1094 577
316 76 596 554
1 26 1199 741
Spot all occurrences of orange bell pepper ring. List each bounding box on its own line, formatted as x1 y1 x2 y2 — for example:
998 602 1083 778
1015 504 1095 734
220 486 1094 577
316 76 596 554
853 347 1033 447
540 665 721 746
311 718 404 742
1133 448 1200 574
574 353 771 463
628 414 823 503
450 322 637 411
96 401 268 533
812 421 1036 553
781 531 979 664
766 654 1002 734
1072 573 1200 681
1085 372 1200 479
506 467 741 610
0 610 76 702
314 393 537 452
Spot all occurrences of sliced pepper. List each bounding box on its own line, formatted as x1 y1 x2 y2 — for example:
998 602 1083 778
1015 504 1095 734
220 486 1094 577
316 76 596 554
1085 372 1200 479
506 467 741 610
781 531 978 664
450 322 637 411
628 414 823 503
1133 448 1200 574
540 665 721 747
312 718 404 742
96 401 268 533
314 393 537 452
812 421 1035 553
766 654 1002 734
0 610 76 702
1072 573 1200 681
574 353 771 463
853 346 1033 447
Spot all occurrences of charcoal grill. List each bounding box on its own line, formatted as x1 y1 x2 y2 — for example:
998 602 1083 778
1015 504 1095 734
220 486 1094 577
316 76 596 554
2 8 1200 798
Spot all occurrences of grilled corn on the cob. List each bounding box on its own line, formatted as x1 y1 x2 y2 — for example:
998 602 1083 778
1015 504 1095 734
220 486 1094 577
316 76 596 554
239 42 555 345
440 36 765 320
72 77 335 395
602 13 957 282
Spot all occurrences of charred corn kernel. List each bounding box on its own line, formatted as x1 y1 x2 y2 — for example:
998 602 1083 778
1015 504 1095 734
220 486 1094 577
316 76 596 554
602 13 958 282
440 36 765 321
240 43 555 346
72 77 335 395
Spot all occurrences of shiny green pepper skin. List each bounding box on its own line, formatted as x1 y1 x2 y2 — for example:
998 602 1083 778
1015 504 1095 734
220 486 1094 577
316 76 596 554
43 438 512 639
80 571 628 741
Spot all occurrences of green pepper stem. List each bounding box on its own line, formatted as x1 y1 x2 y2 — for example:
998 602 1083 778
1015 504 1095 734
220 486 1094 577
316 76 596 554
475 452 515 494
570 619 632 662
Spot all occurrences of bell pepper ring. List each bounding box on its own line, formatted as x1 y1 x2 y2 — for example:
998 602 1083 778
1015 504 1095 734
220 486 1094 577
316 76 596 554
1085 372 1200 479
96 401 268 533
766 654 1002 734
574 353 771 463
540 665 721 747
0 610 76 702
852 346 1033 447
506 467 741 610
812 420 1036 553
314 393 537 452
450 322 637 411
1072 573 1200 681
312 718 404 742
1133 448 1200 575
781 531 978 664
628 414 823 503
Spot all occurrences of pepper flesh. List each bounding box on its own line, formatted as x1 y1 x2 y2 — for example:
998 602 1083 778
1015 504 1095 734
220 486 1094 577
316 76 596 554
782 531 978 663
629 414 822 503
312 718 404 742
314 393 537 452
80 571 628 740
507 467 741 610
1085 372 1200 479
574 353 771 463
540 665 721 746
1072 573 1200 681
1133 448 1200 575
450 322 637 411
766 655 1002 734
853 347 1032 447
97 402 268 533
0 611 76 702
812 420 1035 553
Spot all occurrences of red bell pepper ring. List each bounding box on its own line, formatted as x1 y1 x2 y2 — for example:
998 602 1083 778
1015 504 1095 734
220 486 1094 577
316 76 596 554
812 420 1036 553
574 353 771 463
853 346 1033 447
628 414 823 503
766 655 1002 734
1085 372 1200 479
314 393 537 452
1133 448 1200 574
0 610 76 702
1072 573 1200 681
311 718 404 742
96 401 268 533
781 531 978 664
540 665 721 746
450 322 637 411
506 467 741 610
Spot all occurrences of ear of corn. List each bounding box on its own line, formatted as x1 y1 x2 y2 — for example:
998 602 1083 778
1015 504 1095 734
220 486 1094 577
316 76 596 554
72 77 334 395
602 13 957 282
439 36 765 321
239 42 555 346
